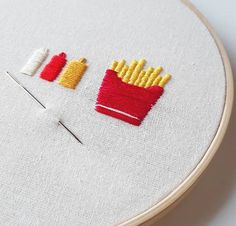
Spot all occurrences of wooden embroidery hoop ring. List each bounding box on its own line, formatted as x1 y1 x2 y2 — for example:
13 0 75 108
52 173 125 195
119 0 234 225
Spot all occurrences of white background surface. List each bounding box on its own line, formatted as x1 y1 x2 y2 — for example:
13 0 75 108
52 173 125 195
157 1 236 226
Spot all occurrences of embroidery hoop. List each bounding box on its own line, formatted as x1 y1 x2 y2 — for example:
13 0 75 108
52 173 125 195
120 0 234 225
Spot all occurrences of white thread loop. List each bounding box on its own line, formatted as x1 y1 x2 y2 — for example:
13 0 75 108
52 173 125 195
20 48 49 76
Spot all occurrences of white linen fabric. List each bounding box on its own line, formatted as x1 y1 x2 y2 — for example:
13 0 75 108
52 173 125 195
0 0 225 225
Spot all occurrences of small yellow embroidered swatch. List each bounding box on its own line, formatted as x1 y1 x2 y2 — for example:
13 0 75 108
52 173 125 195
58 58 87 89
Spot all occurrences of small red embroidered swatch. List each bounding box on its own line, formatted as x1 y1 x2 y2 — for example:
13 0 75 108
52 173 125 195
96 59 171 126
40 52 67 81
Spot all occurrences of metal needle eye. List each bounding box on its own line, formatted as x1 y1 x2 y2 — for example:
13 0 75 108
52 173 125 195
5 71 83 145
6 71 47 109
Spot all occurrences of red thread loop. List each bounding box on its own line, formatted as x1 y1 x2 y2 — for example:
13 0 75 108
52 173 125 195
96 69 164 126
40 52 67 82
59 52 66 58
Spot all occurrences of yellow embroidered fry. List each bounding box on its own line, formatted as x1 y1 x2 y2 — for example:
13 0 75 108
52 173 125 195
145 66 163 88
158 74 171 87
115 59 126 73
138 67 154 87
122 60 138 83
119 65 129 78
110 61 118 70
134 70 145 86
128 59 146 85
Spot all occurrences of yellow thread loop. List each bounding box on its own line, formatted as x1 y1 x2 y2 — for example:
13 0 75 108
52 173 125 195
79 58 87 64
58 58 87 89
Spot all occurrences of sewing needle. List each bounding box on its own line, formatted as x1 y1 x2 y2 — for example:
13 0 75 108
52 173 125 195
5 71 83 145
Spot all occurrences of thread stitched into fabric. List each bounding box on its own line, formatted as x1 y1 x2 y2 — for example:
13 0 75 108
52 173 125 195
96 59 171 126
40 52 67 82
20 48 49 76
58 58 87 89
96 104 140 120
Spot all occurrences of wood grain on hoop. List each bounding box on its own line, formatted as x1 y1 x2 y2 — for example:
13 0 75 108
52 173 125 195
120 1 234 225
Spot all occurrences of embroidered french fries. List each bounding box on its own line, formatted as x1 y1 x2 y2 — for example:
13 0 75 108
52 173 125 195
110 59 171 88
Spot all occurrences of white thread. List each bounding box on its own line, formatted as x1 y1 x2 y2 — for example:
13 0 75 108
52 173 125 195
20 48 49 76
96 104 140 120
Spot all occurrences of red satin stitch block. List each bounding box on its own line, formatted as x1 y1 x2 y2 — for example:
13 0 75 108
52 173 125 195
96 69 164 126
40 52 67 82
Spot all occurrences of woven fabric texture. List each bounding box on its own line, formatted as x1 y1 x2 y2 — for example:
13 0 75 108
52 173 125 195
0 0 225 225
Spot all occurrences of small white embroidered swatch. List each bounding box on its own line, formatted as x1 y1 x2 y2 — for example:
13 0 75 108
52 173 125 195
20 48 49 76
